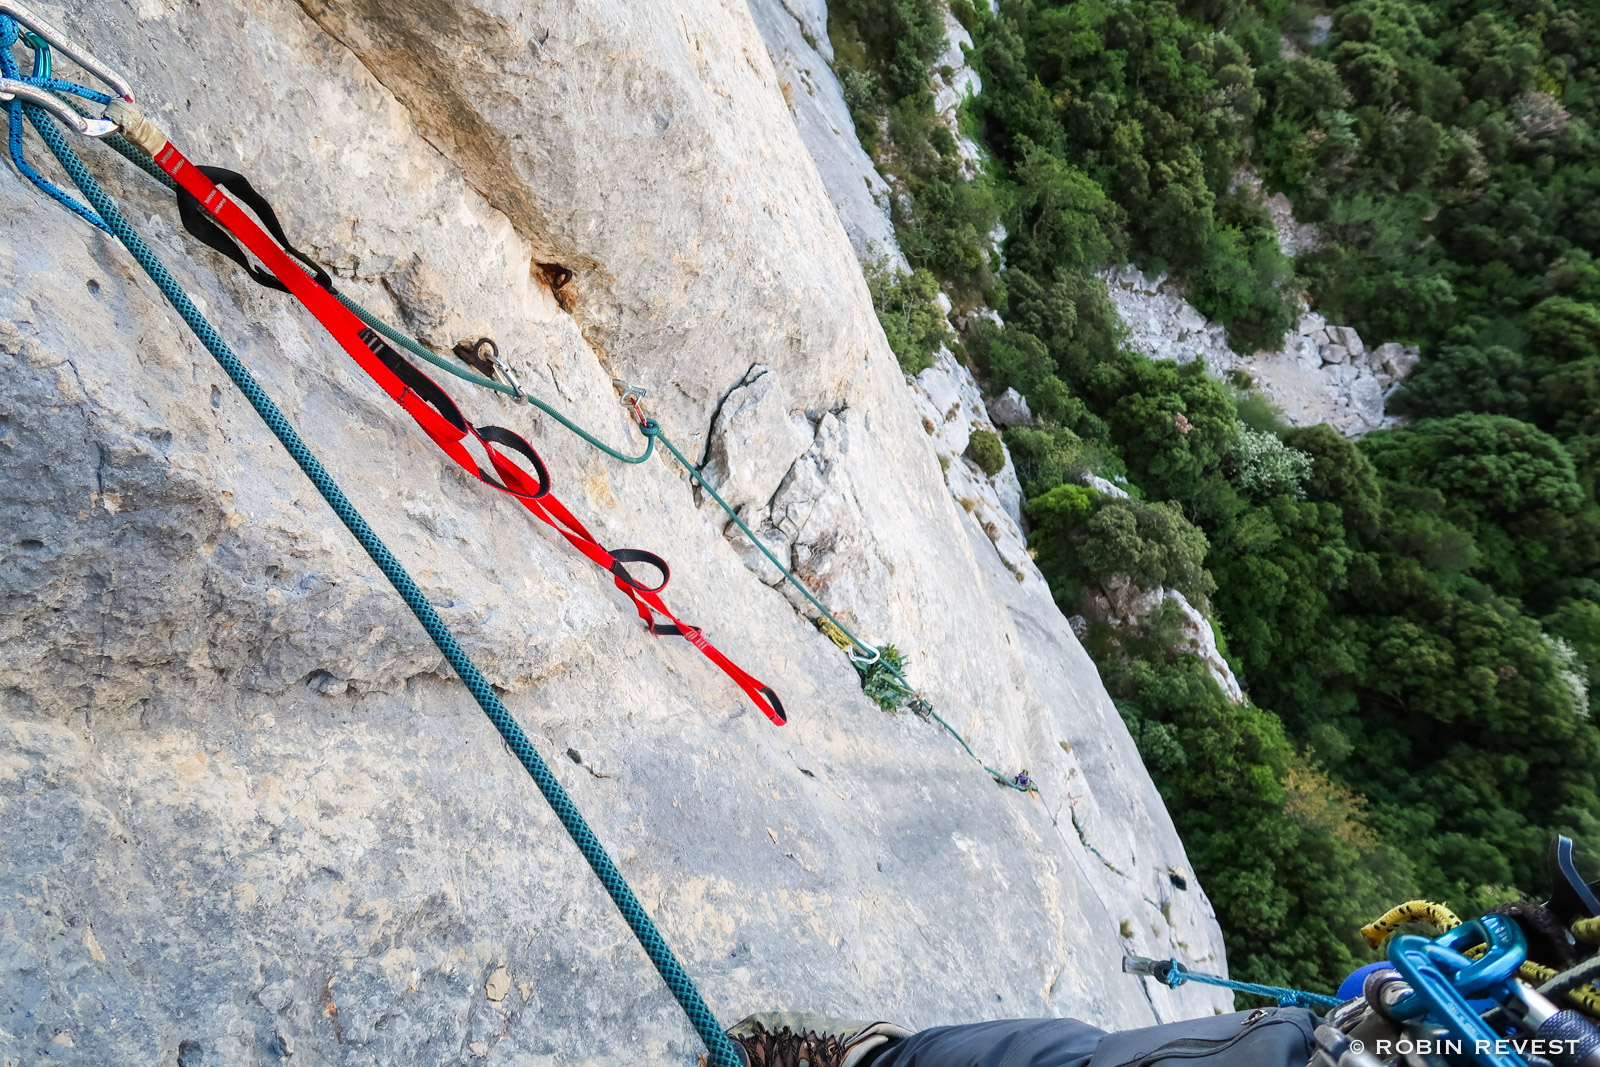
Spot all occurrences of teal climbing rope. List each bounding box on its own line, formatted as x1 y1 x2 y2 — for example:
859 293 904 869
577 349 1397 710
341 294 656 465
24 101 742 1067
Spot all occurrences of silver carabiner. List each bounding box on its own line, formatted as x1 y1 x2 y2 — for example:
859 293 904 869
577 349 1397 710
849 643 882 667
0 1 135 103
488 349 524 399
0 77 117 136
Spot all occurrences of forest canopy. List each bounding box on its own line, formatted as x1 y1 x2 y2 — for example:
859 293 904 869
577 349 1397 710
831 0 1600 995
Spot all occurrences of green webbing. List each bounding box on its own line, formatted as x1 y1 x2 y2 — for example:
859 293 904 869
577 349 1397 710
31 107 742 1067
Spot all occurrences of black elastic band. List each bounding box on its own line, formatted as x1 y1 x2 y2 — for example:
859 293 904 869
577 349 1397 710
175 166 333 293
759 686 787 725
608 549 670 593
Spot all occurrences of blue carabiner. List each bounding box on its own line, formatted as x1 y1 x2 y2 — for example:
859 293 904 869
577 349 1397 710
1386 915 1527 1067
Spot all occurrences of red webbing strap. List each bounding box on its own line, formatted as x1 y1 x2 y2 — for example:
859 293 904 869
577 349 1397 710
150 141 785 726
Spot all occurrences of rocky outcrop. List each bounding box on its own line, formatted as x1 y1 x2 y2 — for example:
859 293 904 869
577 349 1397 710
1080 577 1246 704
1 0 1228 1063
909 350 1031 568
1103 267 1420 436
987 387 1033 429
932 9 985 179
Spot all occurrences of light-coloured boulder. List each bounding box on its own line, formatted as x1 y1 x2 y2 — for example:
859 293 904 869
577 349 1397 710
1333 325 1364 354
1084 473 1131 500
1298 311 1328 336
1374 341 1422 381
1347 375 1387 425
1322 344 1350 364
988 387 1033 427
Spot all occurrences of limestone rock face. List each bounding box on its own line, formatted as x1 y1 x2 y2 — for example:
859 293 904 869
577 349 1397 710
749 0 903 268
910 351 1031 571
1 1 1227 1064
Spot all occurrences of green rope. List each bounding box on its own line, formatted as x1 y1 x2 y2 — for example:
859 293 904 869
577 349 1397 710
648 426 1030 793
338 295 654 465
92 104 1025 793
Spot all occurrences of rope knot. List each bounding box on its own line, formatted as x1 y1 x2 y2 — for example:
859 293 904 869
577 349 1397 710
0 16 18 50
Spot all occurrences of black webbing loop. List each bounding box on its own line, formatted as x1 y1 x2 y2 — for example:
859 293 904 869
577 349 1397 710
608 549 670 593
174 165 334 292
759 686 787 725
357 328 469 433
360 330 551 501
474 423 551 499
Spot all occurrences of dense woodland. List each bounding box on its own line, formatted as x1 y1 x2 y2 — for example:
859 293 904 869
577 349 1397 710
829 0 1600 994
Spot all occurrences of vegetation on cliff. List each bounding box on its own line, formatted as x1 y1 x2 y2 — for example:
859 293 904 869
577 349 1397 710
831 0 1600 994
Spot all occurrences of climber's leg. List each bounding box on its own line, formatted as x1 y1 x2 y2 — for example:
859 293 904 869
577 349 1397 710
864 1017 1106 1067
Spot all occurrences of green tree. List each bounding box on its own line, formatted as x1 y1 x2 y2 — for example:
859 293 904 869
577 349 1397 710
865 263 952 375
1363 414 1583 522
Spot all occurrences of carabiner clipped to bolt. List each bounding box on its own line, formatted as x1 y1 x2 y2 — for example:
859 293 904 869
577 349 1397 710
487 347 523 399
612 378 650 424
452 337 524 398
0 1 135 103
612 378 648 407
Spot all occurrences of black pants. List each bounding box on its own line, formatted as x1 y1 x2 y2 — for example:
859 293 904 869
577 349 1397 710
869 1017 1106 1067
865 1007 1318 1067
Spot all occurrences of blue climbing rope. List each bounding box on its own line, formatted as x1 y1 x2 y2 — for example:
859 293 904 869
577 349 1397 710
21 100 743 1067
0 20 108 232
1168 966 1342 1011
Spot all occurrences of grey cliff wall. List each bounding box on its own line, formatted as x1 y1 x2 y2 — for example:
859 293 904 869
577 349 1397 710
1 1 1228 1064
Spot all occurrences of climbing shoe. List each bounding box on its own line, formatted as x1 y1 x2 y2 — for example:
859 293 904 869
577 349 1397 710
726 1012 913 1067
